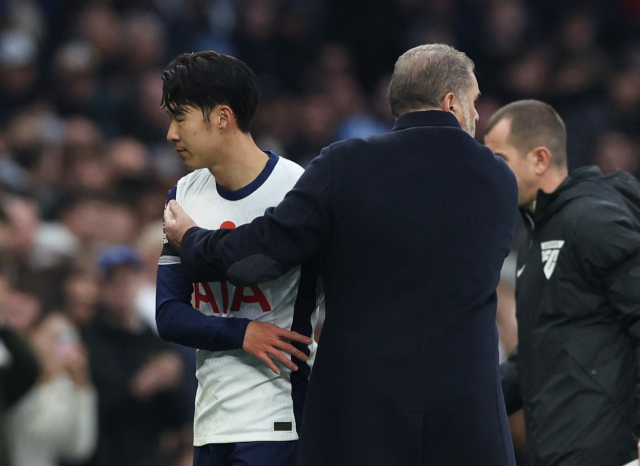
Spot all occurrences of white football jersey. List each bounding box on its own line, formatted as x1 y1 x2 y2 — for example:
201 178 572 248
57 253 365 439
170 153 320 444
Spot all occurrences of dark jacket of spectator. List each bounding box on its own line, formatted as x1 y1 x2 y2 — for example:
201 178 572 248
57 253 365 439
0 327 40 466
501 167 640 466
83 314 190 466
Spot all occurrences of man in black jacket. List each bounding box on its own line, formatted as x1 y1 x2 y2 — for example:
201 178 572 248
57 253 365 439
485 99 640 466
164 44 519 466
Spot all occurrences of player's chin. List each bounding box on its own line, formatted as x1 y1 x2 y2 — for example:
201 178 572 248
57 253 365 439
182 157 201 170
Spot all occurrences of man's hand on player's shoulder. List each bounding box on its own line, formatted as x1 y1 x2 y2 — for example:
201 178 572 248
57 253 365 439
243 321 313 374
164 200 197 249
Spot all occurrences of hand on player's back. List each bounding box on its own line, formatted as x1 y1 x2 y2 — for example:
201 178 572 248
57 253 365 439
243 321 313 374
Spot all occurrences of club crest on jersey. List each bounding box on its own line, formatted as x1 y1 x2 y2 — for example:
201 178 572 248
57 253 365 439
540 240 565 279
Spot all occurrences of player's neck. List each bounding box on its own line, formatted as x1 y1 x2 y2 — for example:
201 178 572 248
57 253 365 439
208 133 269 192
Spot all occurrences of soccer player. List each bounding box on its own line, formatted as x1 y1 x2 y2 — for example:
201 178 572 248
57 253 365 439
155 51 320 466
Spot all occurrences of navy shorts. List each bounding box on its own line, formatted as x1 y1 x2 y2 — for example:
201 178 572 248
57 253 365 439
193 441 297 466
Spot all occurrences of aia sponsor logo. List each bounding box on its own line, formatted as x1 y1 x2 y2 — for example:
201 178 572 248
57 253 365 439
195 282 271 314
194 220 271 314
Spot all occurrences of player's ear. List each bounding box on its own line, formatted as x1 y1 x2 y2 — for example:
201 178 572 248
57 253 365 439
218 105 234 132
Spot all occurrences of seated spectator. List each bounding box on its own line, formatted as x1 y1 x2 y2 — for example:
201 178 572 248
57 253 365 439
6 312 97 466
83 245 191 466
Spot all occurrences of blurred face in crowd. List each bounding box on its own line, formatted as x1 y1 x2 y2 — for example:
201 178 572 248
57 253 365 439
64 273 99 327
29 313 80 379
3 290 41 334
166 105 231 170
102 264 141 327
484 118 539 210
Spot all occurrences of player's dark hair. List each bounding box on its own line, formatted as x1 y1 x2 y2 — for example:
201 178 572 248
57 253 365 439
485 100 567 168
161 51 260 133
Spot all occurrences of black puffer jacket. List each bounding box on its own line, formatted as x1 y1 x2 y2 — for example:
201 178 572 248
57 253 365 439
501 167 640 466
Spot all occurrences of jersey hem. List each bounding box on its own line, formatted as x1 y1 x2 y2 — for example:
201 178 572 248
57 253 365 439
193 431 299 445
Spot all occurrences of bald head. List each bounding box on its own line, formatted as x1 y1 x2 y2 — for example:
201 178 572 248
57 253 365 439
485 100 567 168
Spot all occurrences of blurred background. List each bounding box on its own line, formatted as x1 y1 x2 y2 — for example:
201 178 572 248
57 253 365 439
0 0 638 465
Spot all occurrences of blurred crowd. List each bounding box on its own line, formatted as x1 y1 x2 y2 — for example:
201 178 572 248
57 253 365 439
0 0 638 465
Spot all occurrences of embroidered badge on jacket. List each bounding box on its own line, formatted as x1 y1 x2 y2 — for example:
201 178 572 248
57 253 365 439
540 240 565 279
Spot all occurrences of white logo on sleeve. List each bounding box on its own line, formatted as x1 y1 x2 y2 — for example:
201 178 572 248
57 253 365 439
540 240 565 279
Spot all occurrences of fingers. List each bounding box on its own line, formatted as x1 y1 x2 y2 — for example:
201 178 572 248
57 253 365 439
266 346 299 372
243 321 313 373
268 327 311 361
274 340 308 362
168 199 178 214
163 203 175 223
168 200 185 218
164 200 185 224
279 329 313 346
256 352 282 375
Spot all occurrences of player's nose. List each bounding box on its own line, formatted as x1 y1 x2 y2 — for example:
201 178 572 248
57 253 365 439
167 121 180 142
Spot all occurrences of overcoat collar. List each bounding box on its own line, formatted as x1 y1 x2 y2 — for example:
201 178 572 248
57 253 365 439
391 110 461 132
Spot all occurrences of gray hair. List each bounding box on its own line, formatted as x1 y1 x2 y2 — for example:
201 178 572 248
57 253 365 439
389 44 475 118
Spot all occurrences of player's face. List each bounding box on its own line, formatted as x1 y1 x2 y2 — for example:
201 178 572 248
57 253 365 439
484 118 539 211
166 105 220 170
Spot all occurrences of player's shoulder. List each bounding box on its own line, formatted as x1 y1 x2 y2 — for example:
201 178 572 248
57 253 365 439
174 168 212 194
272 154 304 180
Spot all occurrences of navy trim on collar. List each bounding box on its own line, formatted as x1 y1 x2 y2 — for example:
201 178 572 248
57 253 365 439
391 110 461 132
216 151 279 201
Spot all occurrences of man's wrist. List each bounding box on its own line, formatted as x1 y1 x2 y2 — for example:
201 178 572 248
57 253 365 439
230 318 252 350
181 225 201 251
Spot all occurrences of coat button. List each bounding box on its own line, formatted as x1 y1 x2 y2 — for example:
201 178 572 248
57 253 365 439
591 369 597 375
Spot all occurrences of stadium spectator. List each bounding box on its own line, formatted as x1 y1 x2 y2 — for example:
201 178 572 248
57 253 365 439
0 275 39 466
63 269 99 329
6 312 98 466
83 245 191 466
3 288 42 335
0 29 41 125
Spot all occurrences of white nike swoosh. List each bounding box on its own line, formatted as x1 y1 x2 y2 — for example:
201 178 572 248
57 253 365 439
516 265 526 278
